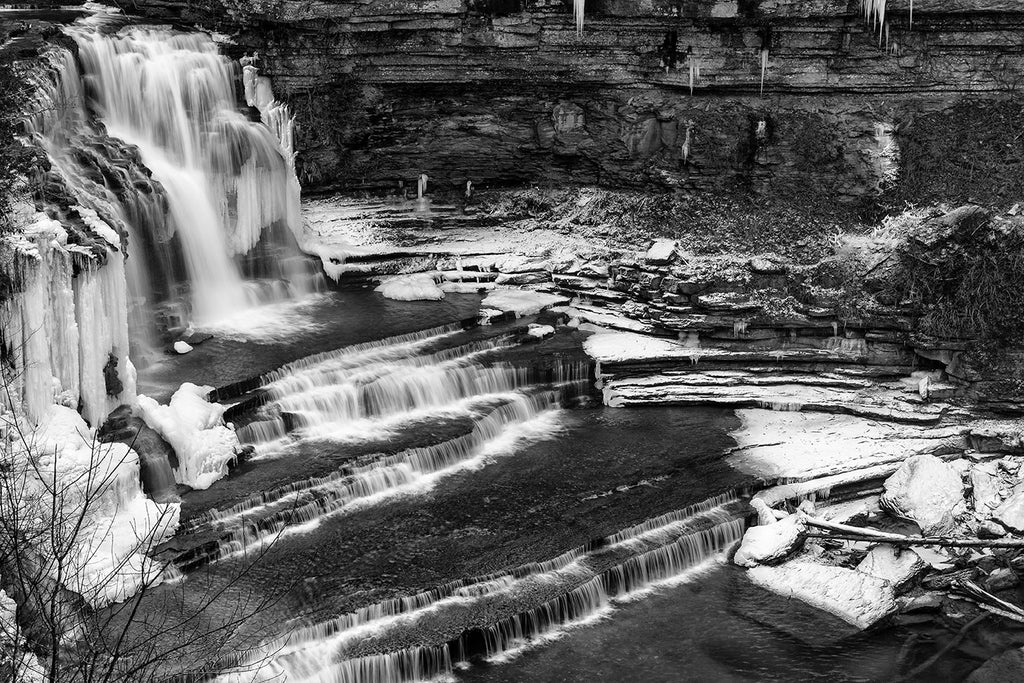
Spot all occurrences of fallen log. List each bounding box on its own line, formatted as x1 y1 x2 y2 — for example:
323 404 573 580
804 517 1024 549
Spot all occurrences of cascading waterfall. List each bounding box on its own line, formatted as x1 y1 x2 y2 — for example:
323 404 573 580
213 495 747 682
45 19 316 325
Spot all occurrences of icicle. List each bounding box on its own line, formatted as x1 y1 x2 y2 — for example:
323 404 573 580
574 0 585 35
759 47 769 96
418 173 428 199
688 54 701 96
681 122 693 165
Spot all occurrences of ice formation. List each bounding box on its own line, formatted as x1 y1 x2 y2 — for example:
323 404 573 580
0 210 136 427
135 383 241 490
3 405 179 607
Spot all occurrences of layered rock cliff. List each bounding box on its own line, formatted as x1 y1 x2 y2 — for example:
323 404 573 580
129 0 1024 208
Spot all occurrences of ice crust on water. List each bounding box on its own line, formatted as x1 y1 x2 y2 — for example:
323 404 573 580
135 383 241 490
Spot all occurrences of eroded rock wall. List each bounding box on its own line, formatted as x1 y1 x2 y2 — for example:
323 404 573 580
130 1 1024 205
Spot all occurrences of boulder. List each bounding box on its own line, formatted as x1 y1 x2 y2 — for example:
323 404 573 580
880 454 965 534
733 516 806 568
856 545 927 592
644 238 677 265
747 560 899 629
995 489 1024 534
967 647 1024 683
173 340 193 354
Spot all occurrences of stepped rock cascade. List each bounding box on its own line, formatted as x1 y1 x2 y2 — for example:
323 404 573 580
172 324 591 572
36 20 317 328
212 495 746 682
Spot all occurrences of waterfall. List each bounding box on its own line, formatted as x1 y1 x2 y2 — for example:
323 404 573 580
28 17 317 333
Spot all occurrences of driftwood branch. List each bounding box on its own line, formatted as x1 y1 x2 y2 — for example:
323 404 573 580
804 517 1024 549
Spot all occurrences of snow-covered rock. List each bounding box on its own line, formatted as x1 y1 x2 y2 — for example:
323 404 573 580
856 545 926 591
481 289 568 316
173 340 193 354
880 454 965 534
375 273 445 301
733 516 806 568
747 560 899 629
995 489 1024 534
644 238 677 265
526 323 555 339
134 383 240 490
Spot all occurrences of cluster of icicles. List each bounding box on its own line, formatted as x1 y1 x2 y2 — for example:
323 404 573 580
171 323 591 572
212 493 747 682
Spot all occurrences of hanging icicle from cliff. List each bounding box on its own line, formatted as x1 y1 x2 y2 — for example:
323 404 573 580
574 0 585 35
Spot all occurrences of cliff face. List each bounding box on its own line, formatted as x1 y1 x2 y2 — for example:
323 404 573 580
125 1 1024 205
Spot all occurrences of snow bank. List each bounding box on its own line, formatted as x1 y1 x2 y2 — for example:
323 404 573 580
376 273 445 301
135 383 240 490
15 405 179 607
481 289 568 316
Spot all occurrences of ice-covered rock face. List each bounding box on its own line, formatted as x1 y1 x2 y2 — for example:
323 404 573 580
733 516 806 568
880 454 965 535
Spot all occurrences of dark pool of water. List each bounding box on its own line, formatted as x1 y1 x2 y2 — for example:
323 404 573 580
136 290 482 401
456 564 977 683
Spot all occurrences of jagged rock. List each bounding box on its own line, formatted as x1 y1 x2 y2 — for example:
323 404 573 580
972 463 1002 511
733 516 806 568
644 239 676 265
880 454 965 534
985 568 1020 592
995 489 1024 533
967 647 1024 683
747 559 899 630
856 545 927 592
